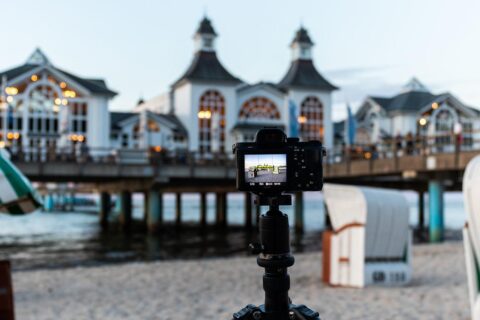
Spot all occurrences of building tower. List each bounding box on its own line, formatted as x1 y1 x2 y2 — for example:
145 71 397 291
278 27 338 150
172 17 242 155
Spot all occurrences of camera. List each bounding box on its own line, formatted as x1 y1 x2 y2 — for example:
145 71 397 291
233 128 324 194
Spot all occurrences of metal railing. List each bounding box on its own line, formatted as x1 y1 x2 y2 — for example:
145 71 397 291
4 132 478 169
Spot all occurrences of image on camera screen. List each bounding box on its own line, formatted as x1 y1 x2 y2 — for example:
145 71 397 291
244 154 287 186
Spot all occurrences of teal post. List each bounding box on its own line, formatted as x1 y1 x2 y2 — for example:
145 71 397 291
429 180 444 242
44 194 54 212
119 191 132 230
147 191 162 233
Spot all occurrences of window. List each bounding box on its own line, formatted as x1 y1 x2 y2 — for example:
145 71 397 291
198 90 226 154
299 96 323 142
238 97 280 120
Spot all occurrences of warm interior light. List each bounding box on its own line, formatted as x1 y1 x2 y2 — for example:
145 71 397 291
0 141 5 148
364 152 372 160
70 134 78 141
204 110 211 119
77 135 85 142
60 82 67 89
54 98 62 105
5 87 18 95
13 133 20 140
31 74 38 82
432 102 439 110
7 132 14 140
63 90 76 98
154 146 162 152
298 115 307 124
419 117 428 126
62 99 68 106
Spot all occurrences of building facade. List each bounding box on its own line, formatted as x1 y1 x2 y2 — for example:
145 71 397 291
135 17 338 156
0 49 116 160
341 78 480 153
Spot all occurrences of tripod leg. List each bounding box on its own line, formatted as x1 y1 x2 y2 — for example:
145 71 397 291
290 304 321 320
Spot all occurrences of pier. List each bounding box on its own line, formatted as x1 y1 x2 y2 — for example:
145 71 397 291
8 133 477 243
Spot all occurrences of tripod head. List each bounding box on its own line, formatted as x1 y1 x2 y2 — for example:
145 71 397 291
232 192 320 320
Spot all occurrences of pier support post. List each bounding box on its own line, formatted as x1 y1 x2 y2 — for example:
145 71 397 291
99 192 111 228
216 192 227 227
200 192 207 227
418 191 425 232
428 180 444 242
44 194 54 212
245 192 252 228
147 190 162 233
175 193 182 227
119 191 132 230
295 192 304 233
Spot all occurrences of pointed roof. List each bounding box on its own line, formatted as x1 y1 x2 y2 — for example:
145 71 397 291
278 59 337 91
368 78 435 113
172 51 241 88
196 17 217 36
0 48 116 97
402 77 429 92
278 27 337 91
26 48 50 65
291 27 313 45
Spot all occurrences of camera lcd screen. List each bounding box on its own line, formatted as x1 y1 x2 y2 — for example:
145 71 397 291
244 154 287 187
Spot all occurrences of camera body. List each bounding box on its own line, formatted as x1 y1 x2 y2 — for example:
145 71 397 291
233 128 324 195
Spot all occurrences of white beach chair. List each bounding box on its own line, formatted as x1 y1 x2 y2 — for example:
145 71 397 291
463 155 480 320
322 183 412 288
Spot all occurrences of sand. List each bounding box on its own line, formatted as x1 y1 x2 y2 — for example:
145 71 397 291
12 241 469 320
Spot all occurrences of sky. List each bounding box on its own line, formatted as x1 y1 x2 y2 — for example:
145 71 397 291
1 0 479 121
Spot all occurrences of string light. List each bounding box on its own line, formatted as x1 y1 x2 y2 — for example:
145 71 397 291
432 102 439 110
54 98 62 105
63 90 76 98
62 99 68 106
6 96 13 103
419 118 427 126
5 87 18 95
298 115 307 124
31 74 38 82
60 82 67 89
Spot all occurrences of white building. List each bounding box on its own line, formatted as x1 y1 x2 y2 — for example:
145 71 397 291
0 17 338 160
0 49 116 160
136 17 338 156
340 78 480 151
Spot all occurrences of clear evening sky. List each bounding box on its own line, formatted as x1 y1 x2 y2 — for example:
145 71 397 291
1 0 479 120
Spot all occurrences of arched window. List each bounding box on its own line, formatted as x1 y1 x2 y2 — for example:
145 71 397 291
434 108 456 150
198 90 225 154
238 97 280 120
299 96 323 141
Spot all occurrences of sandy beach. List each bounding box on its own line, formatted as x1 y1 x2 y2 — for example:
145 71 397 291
12 241 469 320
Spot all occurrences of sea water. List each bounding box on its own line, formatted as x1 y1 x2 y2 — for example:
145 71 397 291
0 191 466 270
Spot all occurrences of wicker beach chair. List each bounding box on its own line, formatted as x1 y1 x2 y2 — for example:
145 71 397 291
322 183 412 288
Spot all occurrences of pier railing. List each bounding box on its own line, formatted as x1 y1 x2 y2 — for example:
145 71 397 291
4 132 479 174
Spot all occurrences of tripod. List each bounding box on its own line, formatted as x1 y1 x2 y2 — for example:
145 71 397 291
232 194 320 320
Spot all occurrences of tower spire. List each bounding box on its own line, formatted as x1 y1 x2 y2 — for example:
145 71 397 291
290 26 314 61
194 16 217 52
